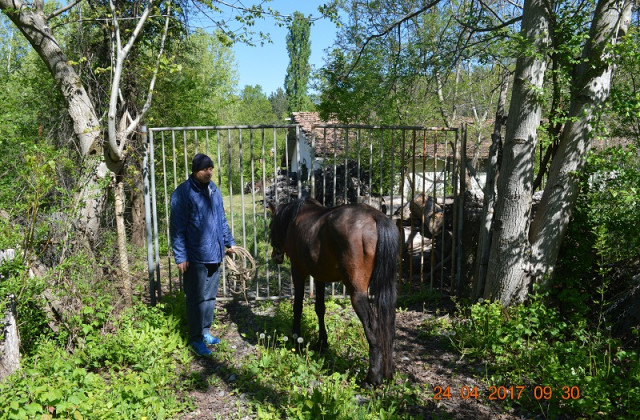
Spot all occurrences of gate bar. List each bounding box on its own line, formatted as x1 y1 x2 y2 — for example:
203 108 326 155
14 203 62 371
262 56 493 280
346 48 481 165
142 127 157 305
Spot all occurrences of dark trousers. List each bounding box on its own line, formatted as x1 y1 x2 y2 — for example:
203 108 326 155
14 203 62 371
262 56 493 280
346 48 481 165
184 262 220 342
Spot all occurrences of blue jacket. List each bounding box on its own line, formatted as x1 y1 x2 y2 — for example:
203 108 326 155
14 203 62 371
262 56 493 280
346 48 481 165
170 176 235 265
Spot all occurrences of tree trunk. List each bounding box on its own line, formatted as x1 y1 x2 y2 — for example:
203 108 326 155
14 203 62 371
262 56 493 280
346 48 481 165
529 0 633 283
1 0 101 157
484 0 550 305
115 176 132 304
0 294 20 381
472 69 509 299
130 169 146 248
1 250 20 381
0 0 109 244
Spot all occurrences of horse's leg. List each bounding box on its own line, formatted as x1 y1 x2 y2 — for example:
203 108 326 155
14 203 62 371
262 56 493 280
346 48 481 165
292 270 305 340
315 282 327 350
350 290 382 385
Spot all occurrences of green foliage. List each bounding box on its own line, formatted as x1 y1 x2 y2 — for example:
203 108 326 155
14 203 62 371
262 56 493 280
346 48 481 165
608 24 640 139
0 41 65 143
436 292 640 418
149 29 238 127
236 85 278 124
0 302 193 419
580 146 640 263
268 87 289 121
318 46 400 124
0 220 21 254
0 255 53 353
555 145 640 312
318 0 515 126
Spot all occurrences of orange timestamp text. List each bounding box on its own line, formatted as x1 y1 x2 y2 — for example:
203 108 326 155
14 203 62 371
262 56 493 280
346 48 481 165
432 385 581 401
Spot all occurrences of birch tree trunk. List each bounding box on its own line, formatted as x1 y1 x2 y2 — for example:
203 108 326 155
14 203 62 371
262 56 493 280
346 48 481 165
529 0 634 283
484 0 550 304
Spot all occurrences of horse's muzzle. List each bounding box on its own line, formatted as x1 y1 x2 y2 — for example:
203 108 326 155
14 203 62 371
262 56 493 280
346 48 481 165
271 248 285 264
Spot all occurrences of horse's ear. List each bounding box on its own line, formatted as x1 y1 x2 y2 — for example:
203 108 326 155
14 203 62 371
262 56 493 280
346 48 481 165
266 201 276 217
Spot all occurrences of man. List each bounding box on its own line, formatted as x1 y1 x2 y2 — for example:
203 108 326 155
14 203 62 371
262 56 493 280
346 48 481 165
170 153 236 356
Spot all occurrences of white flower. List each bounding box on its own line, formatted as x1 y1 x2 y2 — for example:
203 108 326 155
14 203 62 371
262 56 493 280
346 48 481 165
282 336 289 342
477 298 484 303
259 333 266 340
297 337 304 344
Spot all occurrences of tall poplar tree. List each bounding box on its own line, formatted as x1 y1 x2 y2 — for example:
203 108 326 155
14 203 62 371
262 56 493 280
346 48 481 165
284 11 313 113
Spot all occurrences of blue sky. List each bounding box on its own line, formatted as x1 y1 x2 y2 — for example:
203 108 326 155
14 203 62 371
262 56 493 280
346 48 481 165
231 1 339 95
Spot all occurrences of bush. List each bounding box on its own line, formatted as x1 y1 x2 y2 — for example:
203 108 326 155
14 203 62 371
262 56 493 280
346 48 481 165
0 302 193 419
555 145 640 319
443 292 640 418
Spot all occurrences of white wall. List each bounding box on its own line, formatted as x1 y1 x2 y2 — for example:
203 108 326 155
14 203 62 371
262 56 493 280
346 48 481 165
291 133 314 176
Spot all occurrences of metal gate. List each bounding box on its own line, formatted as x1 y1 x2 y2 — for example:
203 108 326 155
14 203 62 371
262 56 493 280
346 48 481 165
142 124 466 304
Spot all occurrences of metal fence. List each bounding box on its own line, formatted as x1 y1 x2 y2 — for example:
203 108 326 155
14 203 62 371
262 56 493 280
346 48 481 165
142 124 466 304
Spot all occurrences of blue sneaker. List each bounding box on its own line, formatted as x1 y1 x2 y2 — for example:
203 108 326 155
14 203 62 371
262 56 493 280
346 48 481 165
203 333 220 345
191 340 212 356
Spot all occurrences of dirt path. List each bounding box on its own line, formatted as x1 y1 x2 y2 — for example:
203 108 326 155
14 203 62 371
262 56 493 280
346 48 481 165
180 299 528 419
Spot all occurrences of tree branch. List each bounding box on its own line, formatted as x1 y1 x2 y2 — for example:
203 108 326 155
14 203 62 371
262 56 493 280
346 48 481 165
344 0 443 79
47 0 82 21
107 0 155 163
125 3 172 138
454 15 522 34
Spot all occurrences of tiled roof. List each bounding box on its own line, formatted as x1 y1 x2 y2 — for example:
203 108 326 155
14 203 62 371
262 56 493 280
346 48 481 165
290 112 343 156
291 112 636 165
290 112 490 160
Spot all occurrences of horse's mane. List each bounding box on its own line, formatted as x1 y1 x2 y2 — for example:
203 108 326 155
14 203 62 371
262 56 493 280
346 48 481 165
270 198 318 247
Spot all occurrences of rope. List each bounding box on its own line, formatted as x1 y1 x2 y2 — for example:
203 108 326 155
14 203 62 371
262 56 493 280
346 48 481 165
224 246 257 302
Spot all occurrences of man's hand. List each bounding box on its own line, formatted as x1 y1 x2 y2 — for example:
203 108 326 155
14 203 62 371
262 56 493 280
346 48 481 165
225 245 236 256
177 261 189 274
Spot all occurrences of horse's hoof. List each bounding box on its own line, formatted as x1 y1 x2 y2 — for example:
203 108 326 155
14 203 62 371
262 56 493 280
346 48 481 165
362 374 383 388
311 341 328 352
359 378 381 390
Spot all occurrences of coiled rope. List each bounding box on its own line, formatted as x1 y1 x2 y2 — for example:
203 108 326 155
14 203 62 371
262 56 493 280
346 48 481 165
224 246 257 302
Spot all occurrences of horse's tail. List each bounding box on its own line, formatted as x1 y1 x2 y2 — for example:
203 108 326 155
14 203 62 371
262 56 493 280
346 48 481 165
370 215 400 379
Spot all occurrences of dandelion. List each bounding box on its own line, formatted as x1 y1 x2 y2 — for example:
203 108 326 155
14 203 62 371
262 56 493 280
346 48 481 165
282 336 288 342
259 333 266 340
477 297 484 303
297 337 304 344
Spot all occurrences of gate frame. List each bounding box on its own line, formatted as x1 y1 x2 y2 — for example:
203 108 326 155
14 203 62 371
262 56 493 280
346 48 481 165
142 123 467 305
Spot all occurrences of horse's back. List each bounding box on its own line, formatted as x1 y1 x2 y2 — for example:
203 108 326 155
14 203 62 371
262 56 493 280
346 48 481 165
299 203 383 283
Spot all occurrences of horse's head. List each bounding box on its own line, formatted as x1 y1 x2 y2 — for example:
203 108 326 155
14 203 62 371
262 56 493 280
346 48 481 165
267 201 286 264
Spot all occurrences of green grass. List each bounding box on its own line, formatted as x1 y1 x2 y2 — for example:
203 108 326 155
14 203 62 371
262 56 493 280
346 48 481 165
202 298 424 420
223 192 266 217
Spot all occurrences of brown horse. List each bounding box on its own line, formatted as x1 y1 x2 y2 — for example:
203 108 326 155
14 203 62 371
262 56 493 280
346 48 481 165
268 198 400 385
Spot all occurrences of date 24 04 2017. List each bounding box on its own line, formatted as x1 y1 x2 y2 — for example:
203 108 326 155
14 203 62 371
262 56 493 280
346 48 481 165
433 385 581 401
